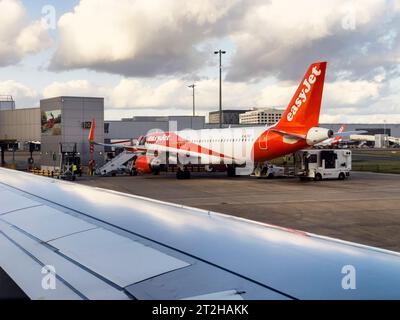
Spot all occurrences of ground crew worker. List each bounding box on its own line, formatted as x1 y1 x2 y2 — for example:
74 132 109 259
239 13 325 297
88 159 95 176
72 163 77 177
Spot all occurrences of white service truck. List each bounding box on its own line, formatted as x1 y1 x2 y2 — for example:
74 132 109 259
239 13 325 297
294 149 352 181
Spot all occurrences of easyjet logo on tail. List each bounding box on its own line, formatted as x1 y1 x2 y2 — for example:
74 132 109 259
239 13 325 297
287 66 322 122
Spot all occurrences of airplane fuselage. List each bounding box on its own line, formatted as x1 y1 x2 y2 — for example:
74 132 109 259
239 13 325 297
140 125 311 166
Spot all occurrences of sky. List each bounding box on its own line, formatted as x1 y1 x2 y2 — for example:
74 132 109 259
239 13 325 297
0 0 399 122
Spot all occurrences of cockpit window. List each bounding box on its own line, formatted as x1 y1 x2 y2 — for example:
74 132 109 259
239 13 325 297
138 136 146 145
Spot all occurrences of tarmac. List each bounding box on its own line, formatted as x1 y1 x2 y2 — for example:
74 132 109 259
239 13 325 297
0 268 28 300
3 150 400 251
78 171 400 252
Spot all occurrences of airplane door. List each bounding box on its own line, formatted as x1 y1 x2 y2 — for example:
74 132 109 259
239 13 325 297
259 131 269 150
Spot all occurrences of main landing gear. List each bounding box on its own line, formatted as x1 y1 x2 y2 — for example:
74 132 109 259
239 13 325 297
176 166 191 179
226 165 236 177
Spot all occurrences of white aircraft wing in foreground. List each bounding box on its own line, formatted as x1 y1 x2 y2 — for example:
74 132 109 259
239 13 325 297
0 167 400 300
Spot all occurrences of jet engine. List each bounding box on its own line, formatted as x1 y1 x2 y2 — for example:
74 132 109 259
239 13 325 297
306 127 334 145
135 155 162 174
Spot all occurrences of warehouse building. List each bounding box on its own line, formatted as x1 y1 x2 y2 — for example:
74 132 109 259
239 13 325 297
0 95 16 111
105 116 205 141
0 107 40 142
0 95 15 111
0 96 41 166
320 123 400 137
208 110 248 125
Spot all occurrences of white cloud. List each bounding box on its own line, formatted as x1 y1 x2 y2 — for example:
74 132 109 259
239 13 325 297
43 80 109 99
227 0 396 81
395 0 400 11
51 0 238 76
48 0 399 84
42 77 258 111
41 75 384 115
324 80 381 106
16 21 52 55
0 0 52 66
111 79 182 109
0 80 38 107
254 79 381 110
3 72 397 123
2 0 398 122
319 76 400 123
255 82 295 108
109 78 266 111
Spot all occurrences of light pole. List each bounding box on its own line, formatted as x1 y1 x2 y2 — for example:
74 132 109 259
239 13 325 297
384 119 387 147
214 49 226 128
188 84 196 116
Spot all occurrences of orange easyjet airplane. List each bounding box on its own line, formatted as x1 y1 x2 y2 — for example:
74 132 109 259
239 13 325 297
90 61 336 178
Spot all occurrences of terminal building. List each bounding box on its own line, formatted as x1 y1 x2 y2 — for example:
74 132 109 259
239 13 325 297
105 116 205 141
39 96 104 169
320 124 397 137
239 108 284 125
208 110 248 125
0 95 16 111
0 107 40 142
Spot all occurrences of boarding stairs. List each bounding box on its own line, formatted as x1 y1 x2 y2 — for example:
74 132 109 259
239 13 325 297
96 150 136 176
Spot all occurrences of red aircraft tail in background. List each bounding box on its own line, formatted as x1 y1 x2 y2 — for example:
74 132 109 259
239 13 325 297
333 124 346 143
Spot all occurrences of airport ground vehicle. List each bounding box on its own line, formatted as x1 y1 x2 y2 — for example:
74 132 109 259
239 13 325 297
294 149 352 181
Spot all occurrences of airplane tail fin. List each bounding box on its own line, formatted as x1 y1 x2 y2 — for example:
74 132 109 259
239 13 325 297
333 124 346 142
88 118 95 143
274 62 327 134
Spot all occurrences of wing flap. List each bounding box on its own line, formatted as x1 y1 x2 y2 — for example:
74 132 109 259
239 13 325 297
49 228 190 287
0 227 81 300
0 219 131 300
0 190 41 215
2 206 96 242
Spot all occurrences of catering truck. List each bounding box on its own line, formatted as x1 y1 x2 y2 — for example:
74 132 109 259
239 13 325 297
294 149 351 181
